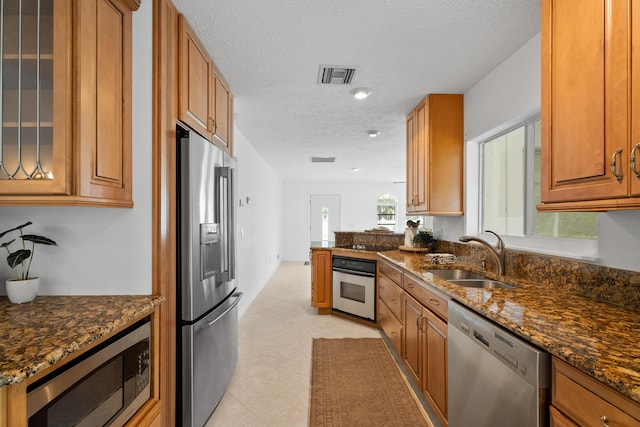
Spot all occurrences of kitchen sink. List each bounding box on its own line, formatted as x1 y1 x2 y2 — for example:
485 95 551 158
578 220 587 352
427 269 487 280
427 269 516 289
448 279 515 289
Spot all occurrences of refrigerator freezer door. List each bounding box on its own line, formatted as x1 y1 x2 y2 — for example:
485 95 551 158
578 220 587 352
181 292 242 427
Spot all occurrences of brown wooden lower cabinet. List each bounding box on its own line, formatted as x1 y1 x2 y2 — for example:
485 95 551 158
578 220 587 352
403 293 423 385
422 309 447 423
310 249 332 312
377 259 404 355
377 258 450 426
550 405 579 427
377 298 402 354
551 358 640 426
402 290 448 426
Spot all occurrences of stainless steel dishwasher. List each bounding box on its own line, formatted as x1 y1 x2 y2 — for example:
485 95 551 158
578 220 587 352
448 300 550 427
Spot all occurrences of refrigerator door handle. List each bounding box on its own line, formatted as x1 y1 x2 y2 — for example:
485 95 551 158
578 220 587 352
205 292 242 328
216 166 235 281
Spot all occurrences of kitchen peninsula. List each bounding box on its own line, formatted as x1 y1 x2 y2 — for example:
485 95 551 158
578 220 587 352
310 230 404 315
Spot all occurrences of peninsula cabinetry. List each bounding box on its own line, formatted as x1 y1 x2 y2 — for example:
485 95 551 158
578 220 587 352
310 249 332 313
406 94 463 216
539 0 640 211
178 15 233 153
0 0 137 207
550 358 640 426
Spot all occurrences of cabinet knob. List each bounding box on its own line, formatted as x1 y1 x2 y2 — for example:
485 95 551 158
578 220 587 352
428 298 440 306
600 415 609 427
610 148 623 181
631 143 640 178
207 117 217 134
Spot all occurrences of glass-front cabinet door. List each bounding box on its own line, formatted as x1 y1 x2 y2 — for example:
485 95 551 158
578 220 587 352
0 0 70 195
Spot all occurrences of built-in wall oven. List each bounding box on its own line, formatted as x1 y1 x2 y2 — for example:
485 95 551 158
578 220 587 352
27 319 151 426
332 256 376 322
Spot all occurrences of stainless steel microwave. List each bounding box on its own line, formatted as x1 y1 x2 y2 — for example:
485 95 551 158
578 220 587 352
27 319 151 426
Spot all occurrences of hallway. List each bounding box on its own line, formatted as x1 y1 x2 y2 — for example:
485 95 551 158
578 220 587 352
206 261 381 426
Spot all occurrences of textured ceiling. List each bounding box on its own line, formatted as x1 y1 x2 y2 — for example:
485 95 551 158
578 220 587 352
172 0 541 183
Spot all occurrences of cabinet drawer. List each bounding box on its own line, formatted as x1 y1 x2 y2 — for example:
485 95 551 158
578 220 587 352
378 259 403 287
378 275 403 322
378 299 402 355
552 358 640 427
403 274 448 320
550 405 578 427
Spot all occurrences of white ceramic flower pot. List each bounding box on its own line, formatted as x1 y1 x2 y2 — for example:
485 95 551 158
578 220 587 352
6 277 40 304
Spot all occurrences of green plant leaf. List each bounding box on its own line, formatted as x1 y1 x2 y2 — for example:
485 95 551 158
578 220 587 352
7 249 31 268
22 234 57 246
0 239 15 249
0 222 32 239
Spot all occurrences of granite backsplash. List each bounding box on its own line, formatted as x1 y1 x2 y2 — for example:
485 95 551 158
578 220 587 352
334 231 405 248
435 240 640 311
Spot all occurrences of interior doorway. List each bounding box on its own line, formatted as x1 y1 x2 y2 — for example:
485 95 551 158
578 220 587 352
310 195 340 242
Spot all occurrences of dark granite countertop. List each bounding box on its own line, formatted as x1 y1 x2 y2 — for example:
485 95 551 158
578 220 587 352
0 295 165 387
310 241 398 254
379 250 640 405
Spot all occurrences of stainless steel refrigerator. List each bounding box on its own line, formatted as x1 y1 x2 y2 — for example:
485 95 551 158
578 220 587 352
176 123 242 427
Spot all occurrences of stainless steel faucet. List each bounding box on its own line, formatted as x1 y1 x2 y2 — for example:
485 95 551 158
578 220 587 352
459 230 505 277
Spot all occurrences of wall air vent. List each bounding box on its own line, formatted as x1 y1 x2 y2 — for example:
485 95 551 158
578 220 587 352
317 65 357 84
311 157 336 163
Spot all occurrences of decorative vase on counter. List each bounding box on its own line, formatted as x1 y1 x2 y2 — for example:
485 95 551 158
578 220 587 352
404 227 418 247
6 277 40 304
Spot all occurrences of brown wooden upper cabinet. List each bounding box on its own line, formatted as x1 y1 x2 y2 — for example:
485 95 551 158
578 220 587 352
406 94 464 216
0 0 138 207
178 15 233 154
539 0 640 211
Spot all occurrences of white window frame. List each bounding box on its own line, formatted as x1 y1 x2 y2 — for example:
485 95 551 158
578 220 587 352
377 193 398 227
464 116 599 261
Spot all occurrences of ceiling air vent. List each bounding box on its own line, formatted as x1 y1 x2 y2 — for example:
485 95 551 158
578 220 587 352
317 65 357 84
311 157 336 163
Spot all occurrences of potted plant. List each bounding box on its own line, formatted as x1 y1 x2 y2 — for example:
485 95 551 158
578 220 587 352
0 221 57 304
412 229 434 249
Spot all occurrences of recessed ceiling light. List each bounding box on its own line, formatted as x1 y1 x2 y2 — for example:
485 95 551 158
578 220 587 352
367 130 380 138
351 168 360 172
350 87 371 100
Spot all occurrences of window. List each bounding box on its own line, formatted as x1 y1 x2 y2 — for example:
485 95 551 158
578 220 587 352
480 119 598 240
321 207 329 241
377 194 397 226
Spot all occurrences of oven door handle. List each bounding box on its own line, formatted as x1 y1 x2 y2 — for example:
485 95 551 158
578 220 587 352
332 267 375 278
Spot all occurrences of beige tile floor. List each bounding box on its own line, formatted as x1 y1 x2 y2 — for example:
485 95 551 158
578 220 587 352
205 261 382 426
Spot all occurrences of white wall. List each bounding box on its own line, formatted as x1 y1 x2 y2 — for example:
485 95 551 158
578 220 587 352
438 31 640 272
464 33 542 143
0 1 153 295
233 128 283 317
282 181 407 261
